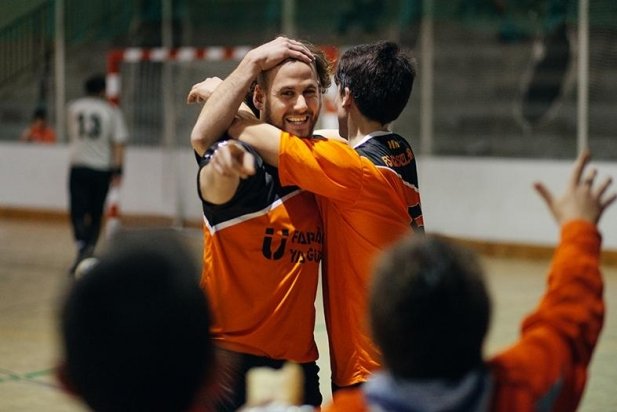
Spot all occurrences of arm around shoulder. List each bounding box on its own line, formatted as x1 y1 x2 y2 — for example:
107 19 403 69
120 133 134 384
228 117 281 167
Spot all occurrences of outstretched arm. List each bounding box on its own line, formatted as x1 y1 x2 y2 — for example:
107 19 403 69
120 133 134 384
187 37 314 156
490 151 615 411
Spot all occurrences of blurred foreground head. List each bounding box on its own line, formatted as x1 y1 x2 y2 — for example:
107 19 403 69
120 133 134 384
58 230 214 412
370 235 491 380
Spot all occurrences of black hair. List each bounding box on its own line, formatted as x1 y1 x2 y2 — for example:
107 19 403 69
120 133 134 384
33 107 47 120
60 230 214 411
370 235 491 380
334 41 416 125
85 74 106 95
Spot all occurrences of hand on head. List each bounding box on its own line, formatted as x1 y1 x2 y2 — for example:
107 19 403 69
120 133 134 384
187 37 313 105
210 140 256 179
247 36 314 73
534 150 616 225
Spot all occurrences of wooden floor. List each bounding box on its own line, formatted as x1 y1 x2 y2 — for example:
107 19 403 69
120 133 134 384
1 218 616 411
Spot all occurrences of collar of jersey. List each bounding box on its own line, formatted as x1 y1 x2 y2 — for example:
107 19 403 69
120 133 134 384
353 130 392 149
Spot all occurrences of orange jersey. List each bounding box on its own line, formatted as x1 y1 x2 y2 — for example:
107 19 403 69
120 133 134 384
324 220 604 412
197 142 323 363
24 125 56 143
278 131 423 386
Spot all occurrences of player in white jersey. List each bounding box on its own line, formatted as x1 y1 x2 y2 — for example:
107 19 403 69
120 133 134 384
66 74 128 276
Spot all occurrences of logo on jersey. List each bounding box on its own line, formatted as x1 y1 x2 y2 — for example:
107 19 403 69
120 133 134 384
262 227 323 263
262 228 289 260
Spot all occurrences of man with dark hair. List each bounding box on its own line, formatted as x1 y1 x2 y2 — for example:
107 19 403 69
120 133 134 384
325 151 615 411
56 230 216 412
333 41 415 127
186 37 331 410
370 236 491 383
224 40 423 391
85 75 106 95
66 74 128 275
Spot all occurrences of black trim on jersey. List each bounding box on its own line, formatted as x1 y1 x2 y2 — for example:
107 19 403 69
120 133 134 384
196 138 298 226
355 133 419 188
356 133 424 233
409 205 425 234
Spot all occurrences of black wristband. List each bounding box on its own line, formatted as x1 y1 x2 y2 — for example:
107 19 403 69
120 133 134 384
112 166 123 177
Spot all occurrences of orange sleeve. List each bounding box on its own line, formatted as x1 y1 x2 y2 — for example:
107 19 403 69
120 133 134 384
322 389 368 412
278 132 364 203
490 219 604 410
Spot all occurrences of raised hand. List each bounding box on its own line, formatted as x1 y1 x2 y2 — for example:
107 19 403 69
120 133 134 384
534 150 616 225
187 77 223 104
245 36 314 73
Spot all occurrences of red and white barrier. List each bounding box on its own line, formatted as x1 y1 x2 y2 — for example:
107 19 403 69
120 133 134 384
106 45 340 127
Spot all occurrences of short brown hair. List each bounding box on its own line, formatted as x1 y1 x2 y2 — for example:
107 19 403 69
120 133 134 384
256 39 332 94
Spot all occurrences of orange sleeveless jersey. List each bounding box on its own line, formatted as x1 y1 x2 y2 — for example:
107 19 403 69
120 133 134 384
198 142 323 363
278 131 423 386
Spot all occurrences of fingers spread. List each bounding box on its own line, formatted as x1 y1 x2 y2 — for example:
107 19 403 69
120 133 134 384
533 182 553 207
595 176 613 199
595 176 616 210
583 168 598 187
569 150 591 187
602 192 617 211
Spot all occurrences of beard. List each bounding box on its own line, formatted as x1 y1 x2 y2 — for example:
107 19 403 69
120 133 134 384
262 100 319 138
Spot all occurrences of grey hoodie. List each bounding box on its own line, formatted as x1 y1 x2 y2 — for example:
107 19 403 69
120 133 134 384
362 369 493 412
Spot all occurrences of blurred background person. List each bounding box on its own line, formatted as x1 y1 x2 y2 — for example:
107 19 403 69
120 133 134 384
19 107 56 144
66 74 128 276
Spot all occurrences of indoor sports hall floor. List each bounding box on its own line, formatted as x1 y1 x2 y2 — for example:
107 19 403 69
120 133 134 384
1 218 616 411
